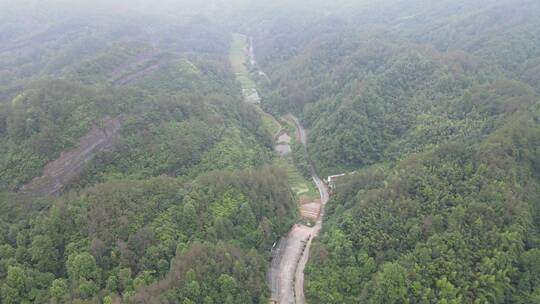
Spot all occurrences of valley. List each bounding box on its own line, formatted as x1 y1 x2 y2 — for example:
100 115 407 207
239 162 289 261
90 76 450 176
228 32 330 304
0 1 539 303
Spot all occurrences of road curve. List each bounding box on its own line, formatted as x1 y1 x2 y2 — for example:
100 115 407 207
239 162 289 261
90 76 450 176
284 114 307 146
269 113 330 304
241 34 330 303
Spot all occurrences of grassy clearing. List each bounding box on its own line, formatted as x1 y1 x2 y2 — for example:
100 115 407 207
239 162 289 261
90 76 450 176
273 157 319 199
229 33 256 89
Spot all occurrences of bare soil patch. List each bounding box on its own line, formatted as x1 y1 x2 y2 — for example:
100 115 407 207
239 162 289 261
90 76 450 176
18 115 125 198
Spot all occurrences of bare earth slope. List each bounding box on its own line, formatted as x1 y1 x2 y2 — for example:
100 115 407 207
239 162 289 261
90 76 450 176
18 115 125 198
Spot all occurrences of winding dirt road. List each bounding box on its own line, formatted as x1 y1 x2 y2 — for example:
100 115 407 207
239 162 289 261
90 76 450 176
232 33 329 303
284 114 307 146
269 114 329 304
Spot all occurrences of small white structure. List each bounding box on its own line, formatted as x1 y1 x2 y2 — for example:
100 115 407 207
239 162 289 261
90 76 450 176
327 171 358 190
327 173 347 190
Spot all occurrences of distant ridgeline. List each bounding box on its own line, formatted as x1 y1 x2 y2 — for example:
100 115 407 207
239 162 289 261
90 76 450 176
248 1 540 303
0 1 539 303
0 6 293 304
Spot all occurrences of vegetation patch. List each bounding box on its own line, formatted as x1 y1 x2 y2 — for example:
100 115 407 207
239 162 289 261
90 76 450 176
229 33 256 90
273 157 318 199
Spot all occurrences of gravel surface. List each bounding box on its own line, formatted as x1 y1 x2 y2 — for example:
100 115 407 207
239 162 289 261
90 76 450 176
269 114 330 304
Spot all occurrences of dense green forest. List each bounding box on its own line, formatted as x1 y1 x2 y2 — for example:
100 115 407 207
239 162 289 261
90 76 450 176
1 0 540 303
0 3 293 303
0 167 295 303
243 0 540 303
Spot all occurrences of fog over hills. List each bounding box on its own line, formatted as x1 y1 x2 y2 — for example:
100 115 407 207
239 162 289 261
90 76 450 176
0 1 539 303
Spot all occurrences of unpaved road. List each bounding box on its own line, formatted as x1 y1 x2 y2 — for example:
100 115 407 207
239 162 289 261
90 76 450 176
269 114 329 304
284 114 307 146
269 225 313 303
232 34 329 304
294 174 329 303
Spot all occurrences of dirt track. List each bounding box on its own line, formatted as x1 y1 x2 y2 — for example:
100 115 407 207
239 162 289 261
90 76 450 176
269 114 329 304
269 224 312 303
231 34 329 304
284 114 307 146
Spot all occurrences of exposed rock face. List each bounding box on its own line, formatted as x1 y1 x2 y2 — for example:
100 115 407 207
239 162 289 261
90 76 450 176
18 115 125 198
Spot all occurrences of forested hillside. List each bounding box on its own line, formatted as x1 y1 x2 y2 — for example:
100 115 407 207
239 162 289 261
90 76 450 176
305 108 540 303
243 0 540 303
0 3 293 303
1 0 539 303
251 0 539 176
